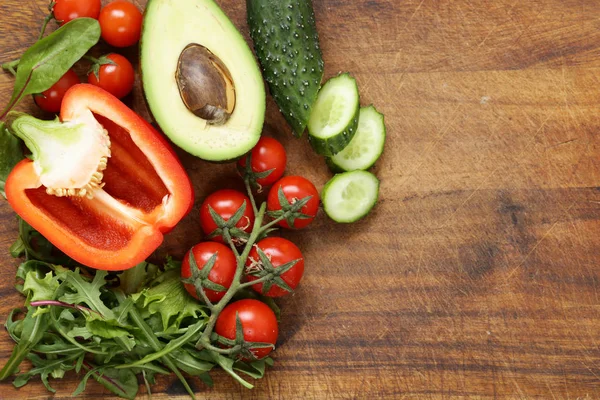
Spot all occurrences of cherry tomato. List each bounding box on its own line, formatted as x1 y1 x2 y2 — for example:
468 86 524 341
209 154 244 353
98 1 143 48
215 299 278 360
181 242 237 303
53 0 102 26
199 189 255 243
267 176 320 229
33 69 80 113
87 53 135 99
238 137 287 187
245 237 304 297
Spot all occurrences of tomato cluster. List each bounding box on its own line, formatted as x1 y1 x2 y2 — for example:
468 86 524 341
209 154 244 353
35 0 141 113
180 137 319 360
53 0 141 47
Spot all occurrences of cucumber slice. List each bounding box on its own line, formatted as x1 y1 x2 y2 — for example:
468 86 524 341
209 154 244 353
327 105 386 172
321 170 380 223
308 73 360 157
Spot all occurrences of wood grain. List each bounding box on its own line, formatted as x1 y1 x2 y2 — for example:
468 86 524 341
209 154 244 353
1 0 600 398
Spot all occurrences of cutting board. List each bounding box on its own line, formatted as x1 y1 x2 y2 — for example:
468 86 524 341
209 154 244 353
1 0 600 398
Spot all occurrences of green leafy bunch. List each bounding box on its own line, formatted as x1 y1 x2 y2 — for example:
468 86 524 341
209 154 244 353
0 220 273 399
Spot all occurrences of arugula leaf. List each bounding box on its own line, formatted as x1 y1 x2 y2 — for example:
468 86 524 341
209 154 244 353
118 261 160 294
13 352 82 392
4 309 23 343
132 269 207 330
198 372 214 387
65 325 93 340
0 122 23 198
0 259 273 398
117 320 206 369
0 307 50 380
80 364 138 400
13 218 75 265
171 350 214 376
233 357 273 379
15 260 53 293
85 320 134 342
72 365 101 397
209 352 254 389
34 335 91 356
114 290 198 400
23 271 59 302
59 269 114 319
1 18 101 118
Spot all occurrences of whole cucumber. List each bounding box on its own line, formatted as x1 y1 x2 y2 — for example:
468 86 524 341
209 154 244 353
246 0 324 137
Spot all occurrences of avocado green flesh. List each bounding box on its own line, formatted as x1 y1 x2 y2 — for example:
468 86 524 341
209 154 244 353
141 0 265 162
247 0 324 136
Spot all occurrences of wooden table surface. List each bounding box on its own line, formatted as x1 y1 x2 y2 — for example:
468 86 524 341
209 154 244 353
2 0 600 398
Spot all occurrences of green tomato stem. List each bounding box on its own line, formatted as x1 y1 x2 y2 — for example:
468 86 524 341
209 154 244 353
197 203 267 346
197 280 215 310
195 184 304 359
260 215 287 231
222 228 241 259
198 341 241 355
244 178 259 216
238 274 273 291
83 55 101 64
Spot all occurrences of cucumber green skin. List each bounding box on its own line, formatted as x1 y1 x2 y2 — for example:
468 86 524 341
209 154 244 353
326 106 387 172
326 157 347 174
321 171 380 224
308 103 360 157
247 0 324 137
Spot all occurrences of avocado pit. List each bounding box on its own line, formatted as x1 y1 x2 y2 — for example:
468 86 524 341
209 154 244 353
176 44 236 125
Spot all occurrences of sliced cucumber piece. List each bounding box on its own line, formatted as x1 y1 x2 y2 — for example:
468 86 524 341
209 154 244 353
321 170 380 223
327 105 386 172
308 73 360 157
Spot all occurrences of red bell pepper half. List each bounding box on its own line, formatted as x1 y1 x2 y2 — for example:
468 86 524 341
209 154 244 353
5 84 194 271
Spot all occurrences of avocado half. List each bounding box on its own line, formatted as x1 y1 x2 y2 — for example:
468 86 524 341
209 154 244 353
141 0 265 162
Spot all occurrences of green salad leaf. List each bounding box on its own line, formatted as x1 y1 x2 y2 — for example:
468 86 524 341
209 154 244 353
132 268 208 331
0 257 273 399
